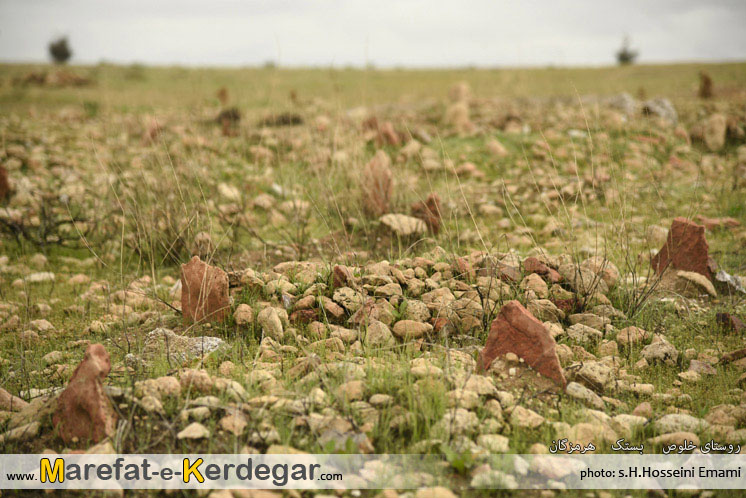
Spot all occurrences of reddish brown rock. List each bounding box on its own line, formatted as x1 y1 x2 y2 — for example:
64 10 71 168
721 347 746 364
411 193 442 234
377 121 401 147
716 313 745 333
52 344 117 444
430 317 450 334
551 298 581 315
495 263 521 283
523 257 562 283
0 165 10 201
293 295 316 310
333 265 354 288
180 256 230 324
452 256 476 281
361 151 393 218
651 217 714 280
546 268 562 284
290 309 318 325
524 257 550 275
349 299 392 327
363 117 401 146
478 300 566 386
349 299 376 326
694 215 740 231
321 297 346 320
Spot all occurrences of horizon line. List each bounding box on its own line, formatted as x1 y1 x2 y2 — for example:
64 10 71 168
1 57 745 71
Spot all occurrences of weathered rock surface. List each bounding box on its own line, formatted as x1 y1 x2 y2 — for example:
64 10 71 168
478 300 566 386
641 337 679 366
510 405 545 428
52 344 118 444
177 422 210 440
653 414 709 434
566 323 603 345
233 303 254 326
380 213 427 237
566 381 604 409
558 264 609 296
143 328 225 363
364 319 395 347
0 387 28 412
651 218 713 280
257 307 284 340
617 326 648 346
392 319 433 339
675 270 717 297
180 256 230 323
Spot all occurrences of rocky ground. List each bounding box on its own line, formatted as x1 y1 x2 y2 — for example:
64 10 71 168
0 63 745 496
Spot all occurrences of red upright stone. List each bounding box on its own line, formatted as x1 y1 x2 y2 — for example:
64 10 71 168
0 165 10 201
332 264 354 288
290 309 318 325
478 300 566 387
523 257 550 275
361 151 393 218
523 257 562 283
52 344 118 444
651 217 713 280
180 256 230 324
411 193 442 234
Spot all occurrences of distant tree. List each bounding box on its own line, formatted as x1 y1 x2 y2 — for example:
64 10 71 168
49 37 72 64
616 36 638 66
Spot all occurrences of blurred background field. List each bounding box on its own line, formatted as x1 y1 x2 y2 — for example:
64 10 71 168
2 61 746 112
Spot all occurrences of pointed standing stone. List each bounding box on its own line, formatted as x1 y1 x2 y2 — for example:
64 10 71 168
478 300 566 387
361 150 393 217
651 217 714 280
52 344 118 444
180 256 230 324
411 193 443 234
0 165 10 201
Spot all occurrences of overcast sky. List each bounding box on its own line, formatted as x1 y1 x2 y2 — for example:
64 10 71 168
1 0 745 67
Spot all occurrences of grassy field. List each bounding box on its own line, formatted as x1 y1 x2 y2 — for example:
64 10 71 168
2 61 746 110
1 61 745 496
